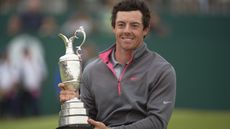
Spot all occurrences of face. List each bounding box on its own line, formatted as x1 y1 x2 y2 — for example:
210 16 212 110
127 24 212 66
113 11 149 51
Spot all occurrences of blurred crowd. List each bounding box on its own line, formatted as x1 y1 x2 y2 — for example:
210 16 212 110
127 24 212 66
1 0 229 40
1 0 228 40
0 0 182 38
0 0 229 119
0 34 47 118
170 0 230 15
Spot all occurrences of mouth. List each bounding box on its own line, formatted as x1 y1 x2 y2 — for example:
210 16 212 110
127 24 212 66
121 36 134 41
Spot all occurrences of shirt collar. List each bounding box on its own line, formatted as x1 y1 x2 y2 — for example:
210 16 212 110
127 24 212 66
110 49 120 67
110 43 145 67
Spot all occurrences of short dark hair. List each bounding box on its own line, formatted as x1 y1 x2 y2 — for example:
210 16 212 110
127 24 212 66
111 0 151 30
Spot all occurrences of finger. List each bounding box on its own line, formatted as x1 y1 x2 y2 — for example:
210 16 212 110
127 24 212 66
59 91 66 103
59 91 69 102
88 118 99 126
66 90 77 97
60 90 76 97
60 90 77 101
58 83 65 90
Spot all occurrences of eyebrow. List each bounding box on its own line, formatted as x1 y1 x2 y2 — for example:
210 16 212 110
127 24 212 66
116 20 142 25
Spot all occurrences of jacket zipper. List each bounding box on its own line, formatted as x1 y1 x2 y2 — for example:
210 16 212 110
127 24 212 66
117 63 130 96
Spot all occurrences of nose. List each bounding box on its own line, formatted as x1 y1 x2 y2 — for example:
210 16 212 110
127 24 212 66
123 25 131 33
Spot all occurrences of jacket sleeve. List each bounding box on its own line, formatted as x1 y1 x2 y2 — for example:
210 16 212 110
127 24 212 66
112 65 176 129
80 68 97 120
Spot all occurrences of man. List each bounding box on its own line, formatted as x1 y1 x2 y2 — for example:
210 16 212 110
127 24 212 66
59 0 176 129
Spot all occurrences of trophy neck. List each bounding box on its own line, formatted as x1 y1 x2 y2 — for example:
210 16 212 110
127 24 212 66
66 41 74 55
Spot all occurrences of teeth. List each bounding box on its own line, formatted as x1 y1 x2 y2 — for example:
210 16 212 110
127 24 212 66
122 37 133 40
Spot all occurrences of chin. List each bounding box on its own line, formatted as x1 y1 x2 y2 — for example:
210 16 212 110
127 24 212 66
122 45 136 51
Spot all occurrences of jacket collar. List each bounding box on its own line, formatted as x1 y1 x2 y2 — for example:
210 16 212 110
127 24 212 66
99 43 147 64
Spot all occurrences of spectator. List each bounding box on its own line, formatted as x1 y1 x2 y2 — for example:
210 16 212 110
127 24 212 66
0 49 18 118
7 34 47 117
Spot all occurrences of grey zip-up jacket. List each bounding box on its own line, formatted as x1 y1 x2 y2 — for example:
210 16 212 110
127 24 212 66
80 43 176 129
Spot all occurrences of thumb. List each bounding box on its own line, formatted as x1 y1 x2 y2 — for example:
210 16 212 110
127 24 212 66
88 118 98 126
88 118 109 129
58 83 65 90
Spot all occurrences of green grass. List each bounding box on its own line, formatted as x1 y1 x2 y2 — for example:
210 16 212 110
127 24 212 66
0 115 58 129
168 109 230 129
1 109 230 129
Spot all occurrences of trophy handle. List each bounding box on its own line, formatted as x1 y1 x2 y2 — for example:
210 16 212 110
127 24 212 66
74 26 86 55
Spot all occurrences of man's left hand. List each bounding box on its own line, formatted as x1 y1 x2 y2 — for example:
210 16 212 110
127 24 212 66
88 118 110 129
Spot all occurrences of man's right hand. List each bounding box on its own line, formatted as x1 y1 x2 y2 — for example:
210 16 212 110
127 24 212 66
58 83 79 103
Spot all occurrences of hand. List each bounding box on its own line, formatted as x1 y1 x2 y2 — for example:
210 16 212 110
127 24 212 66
88 118 110 129
58 83 79 103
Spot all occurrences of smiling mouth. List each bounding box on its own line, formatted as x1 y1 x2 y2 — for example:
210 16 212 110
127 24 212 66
121 37 134 40
122 38 133 41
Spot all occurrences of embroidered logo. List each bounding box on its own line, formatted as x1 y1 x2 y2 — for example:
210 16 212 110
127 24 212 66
129 76 139 81
163 101 172 104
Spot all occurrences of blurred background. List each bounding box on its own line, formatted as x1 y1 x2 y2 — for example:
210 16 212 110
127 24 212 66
0 0 230 129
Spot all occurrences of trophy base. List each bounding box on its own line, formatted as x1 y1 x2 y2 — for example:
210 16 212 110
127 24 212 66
57 124 93 129
58 98 92 129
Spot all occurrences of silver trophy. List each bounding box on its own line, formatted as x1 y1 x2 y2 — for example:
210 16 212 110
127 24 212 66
57 26 92 129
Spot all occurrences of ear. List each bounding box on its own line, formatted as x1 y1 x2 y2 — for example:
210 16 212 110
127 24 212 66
112 27 116 34
143 26 150 37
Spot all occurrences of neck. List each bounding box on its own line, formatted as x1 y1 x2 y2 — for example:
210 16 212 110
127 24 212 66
115 48 133 65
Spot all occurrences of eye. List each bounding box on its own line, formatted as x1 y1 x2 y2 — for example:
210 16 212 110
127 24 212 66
117 22 125 28
131 23 140 28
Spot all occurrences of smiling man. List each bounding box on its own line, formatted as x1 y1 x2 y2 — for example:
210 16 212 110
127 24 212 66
59 0 176 129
